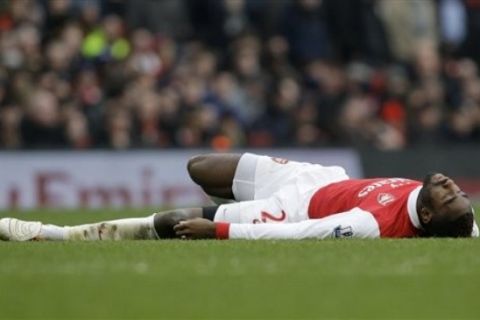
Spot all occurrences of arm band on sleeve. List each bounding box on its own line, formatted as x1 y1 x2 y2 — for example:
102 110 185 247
202 206 220 221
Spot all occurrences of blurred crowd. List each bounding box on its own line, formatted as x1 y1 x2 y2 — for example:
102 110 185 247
1 0 480 150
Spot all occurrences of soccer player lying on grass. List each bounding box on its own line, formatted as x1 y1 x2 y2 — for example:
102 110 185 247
0 153 478 241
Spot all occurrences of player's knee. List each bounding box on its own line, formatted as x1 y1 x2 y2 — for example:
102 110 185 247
153 210 188 239
187 154 211 185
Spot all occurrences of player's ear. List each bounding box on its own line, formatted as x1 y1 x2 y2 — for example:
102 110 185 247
419 207 434 225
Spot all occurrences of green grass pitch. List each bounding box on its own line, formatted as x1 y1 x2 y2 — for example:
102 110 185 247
1 209 480 319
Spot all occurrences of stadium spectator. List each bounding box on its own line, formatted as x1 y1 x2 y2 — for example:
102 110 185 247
0 0 480 150
378 0 438 62
439 0 467 52
20 89 66 148
324 0 390 63
125 0 191 39
279 0 331 65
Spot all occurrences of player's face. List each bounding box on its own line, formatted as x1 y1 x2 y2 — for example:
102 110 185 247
421 173 472 221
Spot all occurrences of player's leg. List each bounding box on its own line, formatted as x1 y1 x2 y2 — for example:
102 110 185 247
187 153 241 200
64 215 163 241
195 152 351 224
0 215 159 241
188 152 297 202
0 207 210 241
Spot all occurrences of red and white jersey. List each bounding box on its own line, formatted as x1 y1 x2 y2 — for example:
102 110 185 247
213 153 479 240
215 178 427 240
308 178 422 238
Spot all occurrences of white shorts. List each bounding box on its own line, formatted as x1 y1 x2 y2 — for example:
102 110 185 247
214 153 349 224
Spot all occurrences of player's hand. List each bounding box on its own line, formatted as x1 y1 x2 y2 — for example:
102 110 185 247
173 218 216 239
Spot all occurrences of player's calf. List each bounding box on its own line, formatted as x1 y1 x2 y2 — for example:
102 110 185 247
153 208 202 238
66 222 119 240
66 216 158 241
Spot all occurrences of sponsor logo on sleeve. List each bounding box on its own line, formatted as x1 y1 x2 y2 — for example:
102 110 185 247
332 225 353 238
270 157 289 164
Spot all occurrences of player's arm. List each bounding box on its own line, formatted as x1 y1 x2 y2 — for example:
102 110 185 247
174 208 380 240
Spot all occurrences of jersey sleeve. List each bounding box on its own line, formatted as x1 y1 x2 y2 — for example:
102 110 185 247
216 208 380 240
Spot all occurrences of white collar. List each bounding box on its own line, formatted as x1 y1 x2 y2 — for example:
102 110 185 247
407 186 423 229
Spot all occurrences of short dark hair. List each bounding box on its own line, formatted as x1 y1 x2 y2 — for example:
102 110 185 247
431 212 474 238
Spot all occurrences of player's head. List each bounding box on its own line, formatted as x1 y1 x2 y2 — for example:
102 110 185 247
417 173 474 237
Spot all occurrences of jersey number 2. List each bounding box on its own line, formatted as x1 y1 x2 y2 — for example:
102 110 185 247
253 210 287 224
